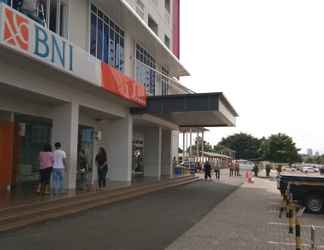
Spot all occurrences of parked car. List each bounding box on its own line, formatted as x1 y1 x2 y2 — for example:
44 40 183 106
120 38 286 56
302 166 317 173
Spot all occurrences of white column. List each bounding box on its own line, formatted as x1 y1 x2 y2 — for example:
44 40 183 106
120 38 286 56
202 130 205 163
51 102 79 190
161 129 172 177
196 130 199 162
107 114 133 182
143 127 162 178
189 128 192 158
182 131 185 159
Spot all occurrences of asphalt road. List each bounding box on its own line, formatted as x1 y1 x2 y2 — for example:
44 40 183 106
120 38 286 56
0 179 242 250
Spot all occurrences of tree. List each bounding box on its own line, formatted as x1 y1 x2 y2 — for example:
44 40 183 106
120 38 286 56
261 133 301 164
218 133 261 160
187 136 213 154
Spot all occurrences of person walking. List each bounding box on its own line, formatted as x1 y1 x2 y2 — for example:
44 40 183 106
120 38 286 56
265 164 271 177
229 160 234 177
214 159 221 180
253 162 259 177
52 142 66 195
95 147 108 189
37 143 54 194
204 160 212 180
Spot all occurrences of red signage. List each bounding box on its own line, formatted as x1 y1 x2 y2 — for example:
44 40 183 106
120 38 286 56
101 63 147 107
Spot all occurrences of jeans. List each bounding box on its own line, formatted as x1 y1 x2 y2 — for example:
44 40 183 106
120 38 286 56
98 166 108 188
215 169 220 180
52 168 64 194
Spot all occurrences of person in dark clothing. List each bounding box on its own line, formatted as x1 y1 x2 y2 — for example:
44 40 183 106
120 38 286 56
204 160 212 180
265 164 271 177
95 147 108 189
214 159 221 180
253 162 259 177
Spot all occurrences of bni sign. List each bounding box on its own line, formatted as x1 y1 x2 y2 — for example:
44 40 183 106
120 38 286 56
0 4 74 72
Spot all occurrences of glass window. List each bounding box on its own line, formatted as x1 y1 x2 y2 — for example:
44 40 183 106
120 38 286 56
90 12 97 56
164 35 170 49
7 0 68 38
165 0 170 13
90 3 125 72
148 15 158 35
136 44 156 96
97 18 103 60
59 0 68 38
49 0 58 33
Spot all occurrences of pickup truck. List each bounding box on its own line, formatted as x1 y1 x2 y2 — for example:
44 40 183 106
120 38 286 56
278 173 324 213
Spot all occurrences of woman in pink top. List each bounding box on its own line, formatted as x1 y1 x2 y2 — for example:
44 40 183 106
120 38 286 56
37 143 54 194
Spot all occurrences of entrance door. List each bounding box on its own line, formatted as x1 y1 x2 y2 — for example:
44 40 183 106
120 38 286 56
14 114 52 184
77 126 94 189
0 121 14 191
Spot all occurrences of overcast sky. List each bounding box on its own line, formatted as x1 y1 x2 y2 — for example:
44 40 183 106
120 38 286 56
180 0 324 154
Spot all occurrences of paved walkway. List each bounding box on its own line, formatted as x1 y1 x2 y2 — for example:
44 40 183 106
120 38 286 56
0 172 242 250
166 175 324 250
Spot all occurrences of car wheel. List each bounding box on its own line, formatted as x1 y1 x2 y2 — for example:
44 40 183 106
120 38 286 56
306 196 323 213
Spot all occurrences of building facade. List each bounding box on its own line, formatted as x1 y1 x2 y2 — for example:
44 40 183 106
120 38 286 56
0 0 237 192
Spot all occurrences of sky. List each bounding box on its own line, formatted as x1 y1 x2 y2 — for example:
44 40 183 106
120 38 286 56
180 0 324 154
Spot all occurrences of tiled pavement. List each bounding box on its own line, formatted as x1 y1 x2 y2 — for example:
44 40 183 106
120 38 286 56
166 174 324 250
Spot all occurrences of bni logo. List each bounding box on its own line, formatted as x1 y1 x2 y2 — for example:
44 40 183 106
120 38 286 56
3 7 29 51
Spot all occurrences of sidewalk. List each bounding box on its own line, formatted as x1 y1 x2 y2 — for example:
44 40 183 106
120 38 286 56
166 175 324 250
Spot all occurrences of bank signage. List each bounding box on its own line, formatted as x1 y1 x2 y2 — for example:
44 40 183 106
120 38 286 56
0 3 146 107
0 4 73 72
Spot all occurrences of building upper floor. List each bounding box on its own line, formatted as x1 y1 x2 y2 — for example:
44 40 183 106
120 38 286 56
0 0 189 97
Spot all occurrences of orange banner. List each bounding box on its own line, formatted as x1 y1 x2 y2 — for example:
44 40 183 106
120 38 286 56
101 63 147 107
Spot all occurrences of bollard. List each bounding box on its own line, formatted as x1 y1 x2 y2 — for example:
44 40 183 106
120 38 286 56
310 225 316 250
295 206 305 250
279 197 285 218
288 202 294 234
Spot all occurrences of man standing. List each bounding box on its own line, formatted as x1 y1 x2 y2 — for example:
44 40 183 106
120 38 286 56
214 159 221 180
204 160 212 180
52 142 66 195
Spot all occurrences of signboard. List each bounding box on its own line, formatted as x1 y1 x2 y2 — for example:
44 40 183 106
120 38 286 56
0 3 147 107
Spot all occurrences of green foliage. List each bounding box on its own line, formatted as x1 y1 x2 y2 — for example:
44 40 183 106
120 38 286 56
261 133 301 164
218 133 261 160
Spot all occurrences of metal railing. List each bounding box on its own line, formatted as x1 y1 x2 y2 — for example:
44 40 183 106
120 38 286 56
135 59 194 97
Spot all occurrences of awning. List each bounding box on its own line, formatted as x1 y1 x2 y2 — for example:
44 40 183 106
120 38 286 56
131 93 238 127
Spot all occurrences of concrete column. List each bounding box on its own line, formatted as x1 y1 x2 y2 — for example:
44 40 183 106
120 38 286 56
143 127 162 178
161 129 172 177
170 130 179 178
107 115 133 182
196 131 199 162
189 128 192 158
51 102 79 190
202 130 205 163
183 131 186 159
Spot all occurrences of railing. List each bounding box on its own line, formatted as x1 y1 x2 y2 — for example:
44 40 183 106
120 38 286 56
135 59 194 97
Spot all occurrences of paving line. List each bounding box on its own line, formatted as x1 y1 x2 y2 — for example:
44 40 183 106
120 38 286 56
268 222 324 229
267 241 324 248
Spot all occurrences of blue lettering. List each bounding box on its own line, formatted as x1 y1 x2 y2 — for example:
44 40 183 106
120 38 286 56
51 34 66 68
34 25 49 58
69 44 73 71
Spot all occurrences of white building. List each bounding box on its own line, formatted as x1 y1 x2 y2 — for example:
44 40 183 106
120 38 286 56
0 0 237 192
